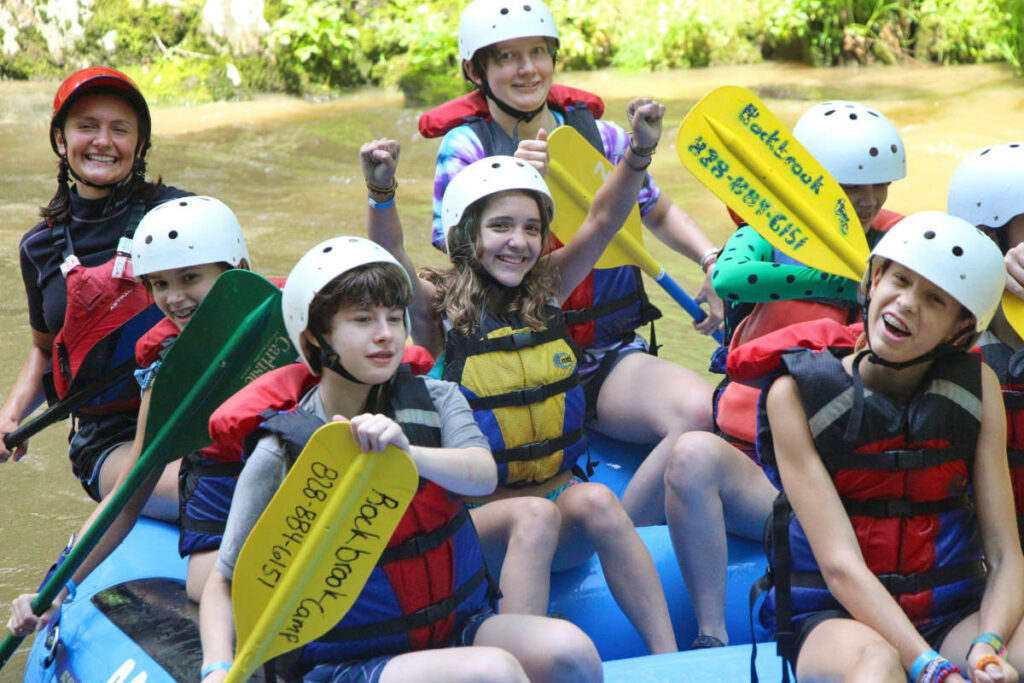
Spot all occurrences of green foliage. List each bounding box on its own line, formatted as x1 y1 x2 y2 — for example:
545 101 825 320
6 0 1024 102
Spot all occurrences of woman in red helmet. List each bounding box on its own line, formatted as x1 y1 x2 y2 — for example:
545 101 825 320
0 67 189 518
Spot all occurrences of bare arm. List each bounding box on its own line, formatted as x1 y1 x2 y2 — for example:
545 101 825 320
766 376 932 673
966 366 1024 680
643 197 724 335
0 330 54 461
345 414 496 496
361 139 443 356
549 98 665 301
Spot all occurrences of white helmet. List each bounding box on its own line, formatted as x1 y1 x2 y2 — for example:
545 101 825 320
282 236 412 371
868 211 1005 332
441 155 554 248
793 101 906 185
132 196 249 277
458 0 559 62
947 142 1024 229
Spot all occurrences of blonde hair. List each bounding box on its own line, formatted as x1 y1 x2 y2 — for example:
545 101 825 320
426 190 559 337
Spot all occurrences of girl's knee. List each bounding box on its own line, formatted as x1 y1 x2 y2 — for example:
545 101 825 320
665 432 722 492
530 621 603 683
510 496 560 549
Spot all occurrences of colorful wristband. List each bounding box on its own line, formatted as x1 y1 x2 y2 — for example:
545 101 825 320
64 579 76 604
700 247 721 273
201 661 232 679
910 650 941 683
367 193 395 210
969 631 1005 658
932 661 959 683
976 654 1002 671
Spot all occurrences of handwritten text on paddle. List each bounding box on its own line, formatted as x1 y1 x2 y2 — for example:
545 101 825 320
685 136 809 251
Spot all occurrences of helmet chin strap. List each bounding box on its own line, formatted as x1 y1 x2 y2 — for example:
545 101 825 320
313 330 370 386
860 296 972 370
476 74 545 127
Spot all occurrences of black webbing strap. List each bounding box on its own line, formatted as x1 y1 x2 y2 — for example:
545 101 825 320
467 375 578 411
380 507 468 565
491 428 584 464
841 494 971 518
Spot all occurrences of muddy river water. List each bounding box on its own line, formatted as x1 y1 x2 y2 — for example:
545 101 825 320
0 61 1021 677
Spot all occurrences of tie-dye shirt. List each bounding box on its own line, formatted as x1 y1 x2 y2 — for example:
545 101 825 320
430 110 662 250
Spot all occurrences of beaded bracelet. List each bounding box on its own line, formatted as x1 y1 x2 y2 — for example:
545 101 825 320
931 660 960 683
629 137 657 158
367 177 398 195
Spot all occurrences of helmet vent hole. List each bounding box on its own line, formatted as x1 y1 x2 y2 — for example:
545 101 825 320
491 162 501 168
178 201 188 207
168 230 178 239
144 235 153 244
980 148 991 155
869 147 879 157
953 246 964 256
869 111 880 117
924 231 936 239
323 246 333 254
1011 143 1021 149
824 109 836 116
524 4 532 10
500 7 509 14
890 144 897 153
849 113 858 120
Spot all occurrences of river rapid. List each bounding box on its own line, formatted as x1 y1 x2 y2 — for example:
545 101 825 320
0 61 1021 677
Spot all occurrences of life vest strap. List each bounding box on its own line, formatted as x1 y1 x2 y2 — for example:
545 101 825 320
827 446 966 471
492 428 584 465
455 325 566 357
842 494 971 518
467 375 578 412
186 459 244 479
562 289 643 327
381 507 469 565
320 565 489 642
791 559 987 595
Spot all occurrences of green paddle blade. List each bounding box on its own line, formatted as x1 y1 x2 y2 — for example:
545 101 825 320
0 270 296 670
677 85 870 282
143 269 295 458
228 422 419 681
547 126 647 271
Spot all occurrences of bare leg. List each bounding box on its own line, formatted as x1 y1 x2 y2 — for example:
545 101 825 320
186 549 217 603
664 431 776 644
553 482 677 654
379 614 601 683
99 444 181 522
469 497 560 615
796 617 904 683
589 352 714 526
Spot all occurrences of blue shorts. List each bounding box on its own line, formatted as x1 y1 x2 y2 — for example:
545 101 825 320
302 607 496 682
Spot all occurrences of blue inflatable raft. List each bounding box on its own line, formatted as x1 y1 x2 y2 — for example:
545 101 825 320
22 433 776 681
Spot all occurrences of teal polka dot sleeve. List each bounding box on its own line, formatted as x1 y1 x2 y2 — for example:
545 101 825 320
711 225 858 304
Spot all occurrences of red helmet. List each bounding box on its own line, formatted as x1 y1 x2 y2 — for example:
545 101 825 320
50 67 151 157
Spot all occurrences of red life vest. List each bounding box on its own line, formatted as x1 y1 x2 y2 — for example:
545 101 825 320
50 203 163 415
418 84 605 139
757 343 986 663
208 364 493 665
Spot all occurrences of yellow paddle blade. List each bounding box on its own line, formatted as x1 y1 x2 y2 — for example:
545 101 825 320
547 126 651 273
229 422 419 680
678 85 869 282
1002 291 1024 339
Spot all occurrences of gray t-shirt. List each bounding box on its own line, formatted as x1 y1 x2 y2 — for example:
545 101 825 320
216 377 489 579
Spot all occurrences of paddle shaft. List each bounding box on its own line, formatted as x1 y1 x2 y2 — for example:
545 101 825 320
0 297 275 670
227 456 383 680
549 154 722 341
3 361 136 451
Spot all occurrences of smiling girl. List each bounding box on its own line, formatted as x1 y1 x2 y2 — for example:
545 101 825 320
366 98 677 653
1 67 190 504
759 212 1024 682
8 197 250 638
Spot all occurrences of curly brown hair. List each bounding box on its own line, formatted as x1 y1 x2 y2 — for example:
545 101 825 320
424 190 559 338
